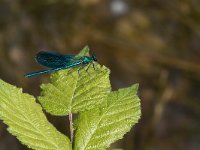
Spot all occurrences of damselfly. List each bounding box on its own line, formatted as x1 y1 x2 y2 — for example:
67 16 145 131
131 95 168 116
24 51 97 77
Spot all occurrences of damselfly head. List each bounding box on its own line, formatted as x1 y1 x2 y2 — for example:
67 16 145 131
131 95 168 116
92 55 97 61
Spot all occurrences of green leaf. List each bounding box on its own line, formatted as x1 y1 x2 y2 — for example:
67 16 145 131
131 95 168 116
74 84 141 150
0 79 72 150
38 47 111 116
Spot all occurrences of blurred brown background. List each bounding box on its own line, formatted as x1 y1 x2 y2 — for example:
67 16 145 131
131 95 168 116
0 0 200 150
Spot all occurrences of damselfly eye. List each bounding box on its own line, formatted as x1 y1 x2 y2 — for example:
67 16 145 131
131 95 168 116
92 55 97 61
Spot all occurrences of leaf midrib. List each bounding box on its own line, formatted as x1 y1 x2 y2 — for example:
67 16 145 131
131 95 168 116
69 73 79 112
83 91 132 150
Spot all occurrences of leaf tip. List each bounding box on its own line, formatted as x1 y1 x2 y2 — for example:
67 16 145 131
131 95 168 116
78 46 90 56
133 83 139 91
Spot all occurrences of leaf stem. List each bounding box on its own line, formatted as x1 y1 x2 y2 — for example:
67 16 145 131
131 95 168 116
69 112 74 145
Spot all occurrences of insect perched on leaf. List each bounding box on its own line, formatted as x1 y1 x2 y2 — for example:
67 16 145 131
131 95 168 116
24 51 97 77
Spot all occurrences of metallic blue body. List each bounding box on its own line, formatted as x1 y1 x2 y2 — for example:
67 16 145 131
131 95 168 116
24 51 97 77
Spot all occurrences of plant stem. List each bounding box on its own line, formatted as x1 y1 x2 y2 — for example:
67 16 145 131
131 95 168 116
69 112 74 144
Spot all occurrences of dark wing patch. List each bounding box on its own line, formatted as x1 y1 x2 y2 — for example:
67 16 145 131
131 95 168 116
36 51 76 68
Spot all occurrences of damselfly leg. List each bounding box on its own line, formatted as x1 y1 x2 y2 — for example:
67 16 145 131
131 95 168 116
92 63 95 70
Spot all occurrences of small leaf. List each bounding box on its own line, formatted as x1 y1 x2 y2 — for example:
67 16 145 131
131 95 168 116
0 79 72 150
38 47 111 116
74 84 141 150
